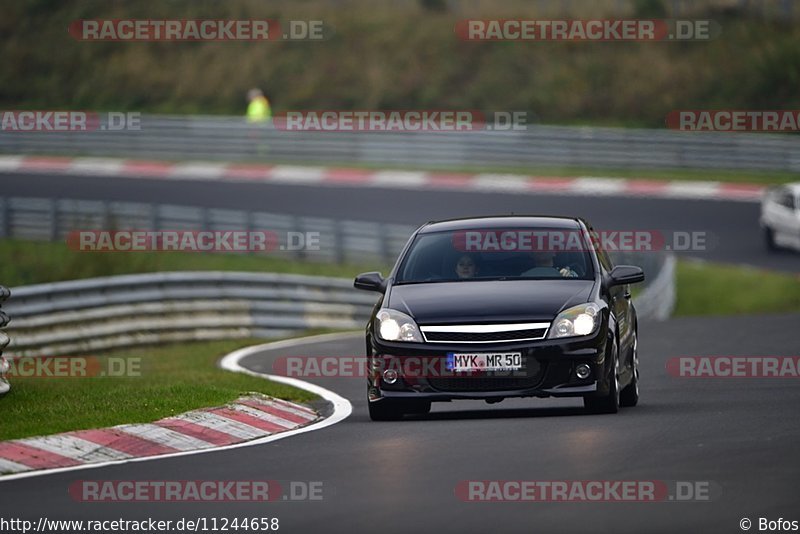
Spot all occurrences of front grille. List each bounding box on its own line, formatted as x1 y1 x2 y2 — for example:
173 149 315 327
424 328 547 343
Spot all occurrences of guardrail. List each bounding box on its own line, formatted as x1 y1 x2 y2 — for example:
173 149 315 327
3 272 379 357
0 286 10 394
631 253 676 321
2 115 798 172
0 196 414 266
3 255 675 357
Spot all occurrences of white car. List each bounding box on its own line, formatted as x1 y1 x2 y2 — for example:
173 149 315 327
761 184 800 252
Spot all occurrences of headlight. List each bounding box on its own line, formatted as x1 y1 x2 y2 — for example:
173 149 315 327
549 303 601 339
375 309 423 342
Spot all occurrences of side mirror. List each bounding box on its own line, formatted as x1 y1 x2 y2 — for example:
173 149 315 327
609 265 645 286
354 272 387 293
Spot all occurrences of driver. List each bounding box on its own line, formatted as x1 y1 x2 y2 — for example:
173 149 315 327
520 251 579 278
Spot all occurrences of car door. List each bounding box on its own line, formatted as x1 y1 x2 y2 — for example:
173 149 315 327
592 232 633 370
770 189 798 241
788 192 800 249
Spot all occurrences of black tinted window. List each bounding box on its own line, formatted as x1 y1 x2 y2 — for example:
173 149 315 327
396 229 595 283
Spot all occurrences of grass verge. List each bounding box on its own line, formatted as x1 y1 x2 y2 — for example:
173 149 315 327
0 239 389 287
674 260 800 316
0 337 321 441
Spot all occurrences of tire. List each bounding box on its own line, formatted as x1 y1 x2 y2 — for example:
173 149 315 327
764 226 779 252
584 338 620 414
619 332 639 407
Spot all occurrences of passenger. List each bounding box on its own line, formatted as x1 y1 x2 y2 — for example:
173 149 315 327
521 251 578 278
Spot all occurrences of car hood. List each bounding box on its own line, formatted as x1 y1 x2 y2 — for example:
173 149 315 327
386 280 594 324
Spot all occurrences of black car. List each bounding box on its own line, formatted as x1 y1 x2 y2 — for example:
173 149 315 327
354 216 645 421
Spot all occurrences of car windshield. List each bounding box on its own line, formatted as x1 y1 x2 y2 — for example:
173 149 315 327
396 228 596 283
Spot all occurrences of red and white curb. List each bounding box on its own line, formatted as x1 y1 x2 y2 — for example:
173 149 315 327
0 155 766 202
0 395 317 477
0 332 354 481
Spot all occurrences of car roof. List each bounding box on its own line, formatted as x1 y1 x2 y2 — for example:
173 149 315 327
418 215 584 234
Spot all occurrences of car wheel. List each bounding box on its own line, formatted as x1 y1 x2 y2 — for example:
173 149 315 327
764 226 779 252
584 338 620 414
619 332 639 407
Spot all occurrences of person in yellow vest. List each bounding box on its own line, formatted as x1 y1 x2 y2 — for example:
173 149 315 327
246 88 272 123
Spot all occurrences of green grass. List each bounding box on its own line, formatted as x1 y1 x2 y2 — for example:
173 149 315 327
0 338 321 441
0 239 390 287
674 259 800 316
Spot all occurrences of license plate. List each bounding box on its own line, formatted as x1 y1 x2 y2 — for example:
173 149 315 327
446 352 522 372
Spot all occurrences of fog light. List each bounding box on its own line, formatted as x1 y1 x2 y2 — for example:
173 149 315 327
383 369 398 384
575 364 591 380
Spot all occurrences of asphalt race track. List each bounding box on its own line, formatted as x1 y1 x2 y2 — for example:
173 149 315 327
2 171 799 272
1 314 799 533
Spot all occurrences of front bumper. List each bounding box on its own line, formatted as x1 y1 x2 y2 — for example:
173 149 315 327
368 327 612 402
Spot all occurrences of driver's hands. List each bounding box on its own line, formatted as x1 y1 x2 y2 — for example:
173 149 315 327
559 267 579 278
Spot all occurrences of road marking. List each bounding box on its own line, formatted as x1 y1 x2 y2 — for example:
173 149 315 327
154 418 241 446
114 424 216 452
0 442 81 470
0 156 24 171
169 162 227 180
230 403 302 429
269 165 325 183
67 158 125 176
240 398 316 424
75 428 179 456
21 434 131 462
370 171 428 188
0 457 29 474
